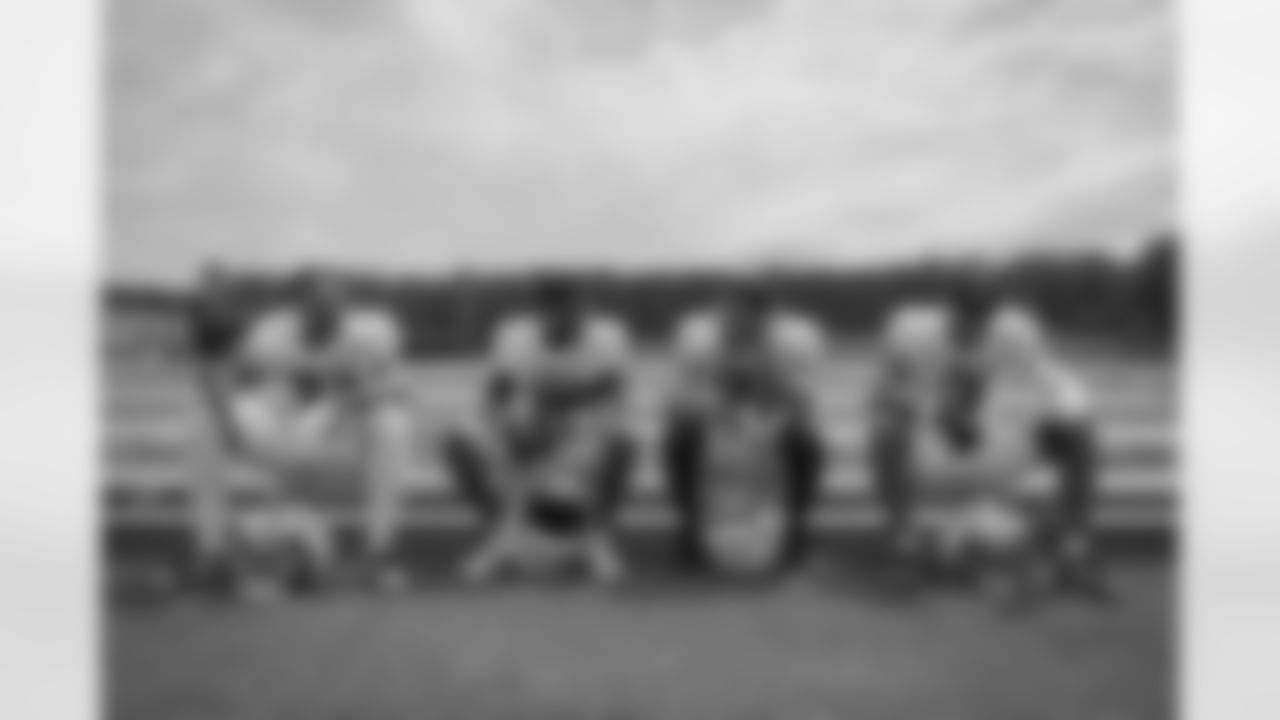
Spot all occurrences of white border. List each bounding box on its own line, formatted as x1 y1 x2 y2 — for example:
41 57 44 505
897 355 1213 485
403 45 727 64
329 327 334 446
0 0 98 718
1185 0 1280 717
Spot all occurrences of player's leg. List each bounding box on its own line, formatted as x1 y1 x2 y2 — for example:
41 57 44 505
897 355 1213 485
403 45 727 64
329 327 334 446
355 403 418 589
188 454 241 596
188 425 234 582
230 394 356 597
896 427 1004 593
227 503 289 604
459 510 528 583
777 414 826 573
587 431 636 527
504 421 634 584
871 419 937 596
962 424 1066 611
462 451 579 585
284 502 338 590
226 492 336 603
441 425 504 524
869 416 917 562
448 420 535 583
186 388 283 595
1036 416 1111 598
662 410 709 572
580 432 635 583
964 496 1049 612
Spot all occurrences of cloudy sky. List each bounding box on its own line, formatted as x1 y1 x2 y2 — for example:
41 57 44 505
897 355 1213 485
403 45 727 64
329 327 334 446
108 0 1174 282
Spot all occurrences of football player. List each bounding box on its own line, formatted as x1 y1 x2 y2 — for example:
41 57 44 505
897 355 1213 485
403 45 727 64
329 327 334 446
868 274 1106 604
663 282 828 577
188 263 247 456
442 276 635 584
189 267 416 600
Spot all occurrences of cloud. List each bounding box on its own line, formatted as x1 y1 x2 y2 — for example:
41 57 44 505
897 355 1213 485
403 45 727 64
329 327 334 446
109 0 1175 280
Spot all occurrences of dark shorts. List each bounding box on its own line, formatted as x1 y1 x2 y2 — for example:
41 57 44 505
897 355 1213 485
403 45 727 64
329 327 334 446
524 495 595 537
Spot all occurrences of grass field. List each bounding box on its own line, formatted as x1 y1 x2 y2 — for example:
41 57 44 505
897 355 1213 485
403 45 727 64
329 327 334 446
110 569 1174 720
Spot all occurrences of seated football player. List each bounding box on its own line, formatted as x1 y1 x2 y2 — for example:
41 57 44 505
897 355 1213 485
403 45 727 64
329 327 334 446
663 282 828 577
188 263 247 455
868 275 1103 601
188 267 416 599
442 277 635 585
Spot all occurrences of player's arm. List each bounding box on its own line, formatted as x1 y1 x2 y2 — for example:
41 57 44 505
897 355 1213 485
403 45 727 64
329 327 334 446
343 307 410 406
482 317 539 431
231 309 295 381
666 311 722 417
771 312 830 422
865 307 920 431
996 308 1093 422
188 299 249 453
578 318 632 426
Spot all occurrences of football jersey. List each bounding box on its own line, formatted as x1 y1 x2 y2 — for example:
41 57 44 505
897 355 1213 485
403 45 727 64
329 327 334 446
671 307 827 413
237 304 404 400
701 407 790 573
487 313 631 425
876 302 1091 428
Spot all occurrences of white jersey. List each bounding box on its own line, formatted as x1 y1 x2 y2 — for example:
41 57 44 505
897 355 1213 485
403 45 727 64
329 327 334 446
489 314 630 385
486 313 632 427
670 307 827 413
876 302 1090 425
237 304 405 400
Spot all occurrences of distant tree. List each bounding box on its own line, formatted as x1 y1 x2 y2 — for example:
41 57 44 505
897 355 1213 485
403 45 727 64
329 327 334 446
1133 234 1179 350
103 238 1183 360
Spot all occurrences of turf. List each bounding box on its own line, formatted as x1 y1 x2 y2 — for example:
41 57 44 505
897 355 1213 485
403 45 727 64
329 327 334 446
108 565 1173 720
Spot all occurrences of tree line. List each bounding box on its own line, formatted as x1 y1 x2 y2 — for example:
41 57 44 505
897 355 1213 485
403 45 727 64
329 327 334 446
105 236 1178 359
